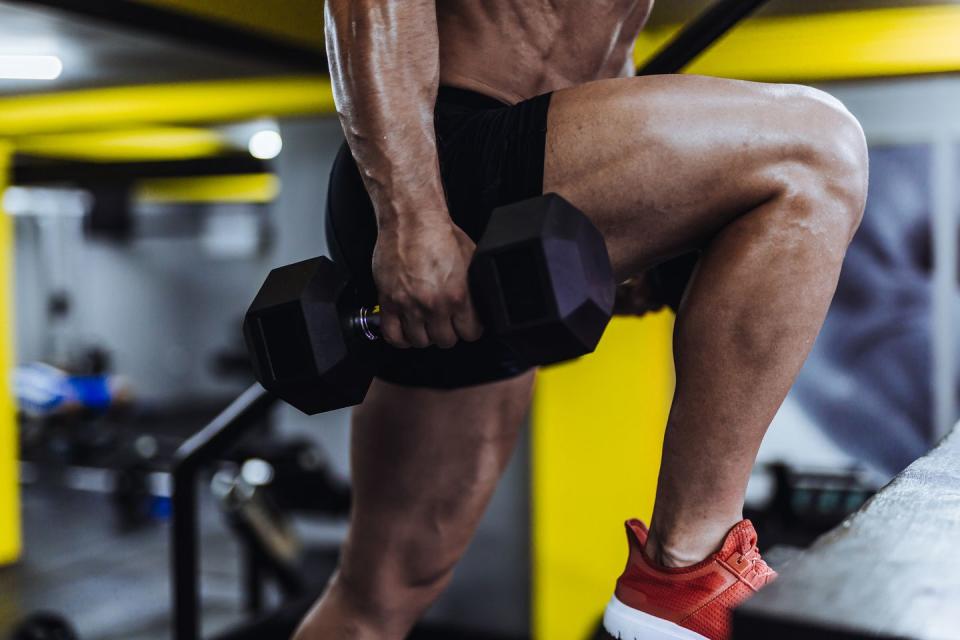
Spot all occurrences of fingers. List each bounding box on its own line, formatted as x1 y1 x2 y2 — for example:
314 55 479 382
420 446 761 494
379 311 410 349
381 306 480 349
613 274 665 317
398 309 461 350
425 314 458 349
399 314 431 349
452 299 484 343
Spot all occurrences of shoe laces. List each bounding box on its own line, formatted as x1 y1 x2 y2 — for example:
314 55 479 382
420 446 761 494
730 539 776 588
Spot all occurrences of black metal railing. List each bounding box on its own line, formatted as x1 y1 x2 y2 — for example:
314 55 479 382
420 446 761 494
638 0 769 76
171 384 276 640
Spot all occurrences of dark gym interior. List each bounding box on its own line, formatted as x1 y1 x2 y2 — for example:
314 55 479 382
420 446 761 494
1 1 959 639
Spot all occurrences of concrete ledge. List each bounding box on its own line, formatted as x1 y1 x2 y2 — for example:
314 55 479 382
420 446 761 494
734 424 960 640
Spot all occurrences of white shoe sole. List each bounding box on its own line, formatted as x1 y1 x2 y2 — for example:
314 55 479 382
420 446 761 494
602 596 709 640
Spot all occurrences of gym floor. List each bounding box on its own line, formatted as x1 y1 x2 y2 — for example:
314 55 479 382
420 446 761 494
0 484 243 640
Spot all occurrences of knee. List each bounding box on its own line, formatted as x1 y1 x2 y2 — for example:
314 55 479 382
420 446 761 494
290 526 463 640
773 85 869 242
337 519 462 619
390 526 461 595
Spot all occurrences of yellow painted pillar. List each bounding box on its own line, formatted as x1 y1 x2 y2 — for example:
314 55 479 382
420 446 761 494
0 141 20 566
532 313 675 639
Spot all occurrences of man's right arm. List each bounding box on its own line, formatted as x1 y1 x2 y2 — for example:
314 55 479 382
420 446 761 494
325 0 482 349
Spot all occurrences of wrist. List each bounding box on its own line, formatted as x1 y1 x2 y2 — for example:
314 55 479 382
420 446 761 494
376 201 450 236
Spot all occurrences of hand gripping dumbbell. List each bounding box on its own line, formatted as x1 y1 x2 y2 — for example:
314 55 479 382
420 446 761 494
243 193 615 415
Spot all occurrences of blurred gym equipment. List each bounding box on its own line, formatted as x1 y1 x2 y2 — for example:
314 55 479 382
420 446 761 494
9 611 78 640
744 463 878 550
172 386 528 640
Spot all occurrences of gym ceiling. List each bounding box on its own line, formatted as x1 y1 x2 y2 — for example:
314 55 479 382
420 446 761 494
0 0 958 95
0 0 959 164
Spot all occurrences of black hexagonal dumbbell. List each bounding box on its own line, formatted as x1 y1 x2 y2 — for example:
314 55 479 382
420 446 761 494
244 193 615 415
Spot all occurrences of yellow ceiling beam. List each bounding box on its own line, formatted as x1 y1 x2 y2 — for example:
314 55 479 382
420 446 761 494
0 75 334 137
635 5 960 82
4 6 957 143
136 173 280 204
16 127 229 162
134 0 324 51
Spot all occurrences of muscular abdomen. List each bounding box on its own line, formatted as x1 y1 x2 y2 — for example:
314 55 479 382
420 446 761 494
437 0 653 104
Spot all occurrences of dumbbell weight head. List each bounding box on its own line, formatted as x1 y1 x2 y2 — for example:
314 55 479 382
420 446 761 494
245 194 614 415
243 257 378 415
469 193 615 365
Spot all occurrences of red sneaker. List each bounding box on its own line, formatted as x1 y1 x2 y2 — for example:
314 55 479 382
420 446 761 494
602 519 776 640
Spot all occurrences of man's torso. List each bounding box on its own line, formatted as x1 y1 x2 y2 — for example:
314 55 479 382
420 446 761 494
437 0 653 103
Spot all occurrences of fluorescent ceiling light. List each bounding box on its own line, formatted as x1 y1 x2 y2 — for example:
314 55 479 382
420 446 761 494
0 55 63 80
248 130 283 160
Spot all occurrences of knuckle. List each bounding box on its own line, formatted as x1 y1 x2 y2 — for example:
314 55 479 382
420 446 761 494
390 292 411 308
416 291 440 311
448 287 469 308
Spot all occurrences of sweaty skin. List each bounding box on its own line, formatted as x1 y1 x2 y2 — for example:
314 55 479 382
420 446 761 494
324 1 652 350
303 2 868 639
437 1 651 103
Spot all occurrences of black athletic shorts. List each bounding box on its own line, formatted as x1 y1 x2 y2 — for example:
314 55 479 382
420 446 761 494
325 86 553 389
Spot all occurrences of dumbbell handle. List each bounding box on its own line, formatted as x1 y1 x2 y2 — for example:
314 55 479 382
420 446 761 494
348 306 382 342
349 303 484 344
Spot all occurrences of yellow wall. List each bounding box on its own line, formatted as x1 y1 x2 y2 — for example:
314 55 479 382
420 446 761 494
0 142 20 566
532 314 675 639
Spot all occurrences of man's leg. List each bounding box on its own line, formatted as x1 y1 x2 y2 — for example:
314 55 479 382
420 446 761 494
294 372 535 640
544 75 868 566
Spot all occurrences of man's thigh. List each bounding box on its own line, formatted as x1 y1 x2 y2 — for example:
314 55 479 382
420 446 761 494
544 74 851 278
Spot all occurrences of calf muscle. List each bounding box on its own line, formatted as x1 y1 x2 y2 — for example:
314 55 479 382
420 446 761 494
544 74 867 564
